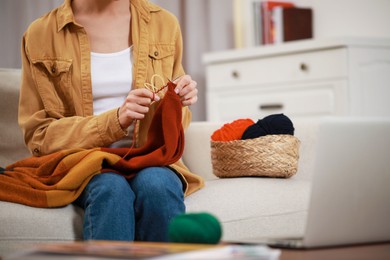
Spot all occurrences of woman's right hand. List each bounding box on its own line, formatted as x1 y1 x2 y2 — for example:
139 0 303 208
118 88 160 129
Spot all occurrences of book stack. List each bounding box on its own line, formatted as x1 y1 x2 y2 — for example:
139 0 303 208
253 0 313 45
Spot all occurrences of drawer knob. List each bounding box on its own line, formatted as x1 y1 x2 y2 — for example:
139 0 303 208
300 63 309 72
259 104 284 110
231 70 240 79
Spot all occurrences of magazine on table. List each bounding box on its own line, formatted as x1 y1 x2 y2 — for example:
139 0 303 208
6 241 281 260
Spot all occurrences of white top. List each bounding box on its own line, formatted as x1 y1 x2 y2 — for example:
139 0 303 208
91 46 134 148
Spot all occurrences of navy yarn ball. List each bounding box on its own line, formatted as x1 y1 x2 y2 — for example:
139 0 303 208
241 113 294 139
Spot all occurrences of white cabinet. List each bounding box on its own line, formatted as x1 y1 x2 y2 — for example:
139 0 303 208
203 38 390 122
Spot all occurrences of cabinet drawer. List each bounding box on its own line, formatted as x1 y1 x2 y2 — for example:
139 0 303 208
206 48 348 89
207 85 341 122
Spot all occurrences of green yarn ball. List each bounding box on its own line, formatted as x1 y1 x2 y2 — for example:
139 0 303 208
168 212 222 244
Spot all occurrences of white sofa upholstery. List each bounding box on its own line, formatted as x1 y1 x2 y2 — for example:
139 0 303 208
0 68 319 257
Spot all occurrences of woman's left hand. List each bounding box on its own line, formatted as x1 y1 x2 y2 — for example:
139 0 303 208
173 75 198 106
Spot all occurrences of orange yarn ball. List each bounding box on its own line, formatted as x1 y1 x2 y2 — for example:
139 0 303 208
211 119 255 142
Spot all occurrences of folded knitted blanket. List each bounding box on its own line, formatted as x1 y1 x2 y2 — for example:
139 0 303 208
0 82 195 208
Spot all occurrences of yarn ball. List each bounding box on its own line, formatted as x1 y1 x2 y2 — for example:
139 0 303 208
168 212 222 244
241 113 294 140
211 118 255 142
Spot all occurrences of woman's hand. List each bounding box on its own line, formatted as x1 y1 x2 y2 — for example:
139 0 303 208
173 75 198 107
118 88 160 129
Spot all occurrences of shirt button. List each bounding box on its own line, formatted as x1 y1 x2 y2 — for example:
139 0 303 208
154 51 159 57
51 66 56 74
33 148 40 154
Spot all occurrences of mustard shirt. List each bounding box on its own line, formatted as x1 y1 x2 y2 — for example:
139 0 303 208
18 0 204 196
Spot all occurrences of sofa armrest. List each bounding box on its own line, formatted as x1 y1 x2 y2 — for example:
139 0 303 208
183 121 222 181
292 118 321 181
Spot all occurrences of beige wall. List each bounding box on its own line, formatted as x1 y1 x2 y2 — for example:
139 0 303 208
311 0 390 39
0 0 62 69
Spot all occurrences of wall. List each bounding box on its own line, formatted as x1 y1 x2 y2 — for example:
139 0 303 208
312 0 390 39
0 0 63 69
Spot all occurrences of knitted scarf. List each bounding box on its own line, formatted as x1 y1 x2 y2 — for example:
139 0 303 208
0 82 187 208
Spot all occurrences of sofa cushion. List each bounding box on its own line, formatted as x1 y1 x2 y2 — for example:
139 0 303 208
0 69 30 167
185 177 310 241
0 201 83 255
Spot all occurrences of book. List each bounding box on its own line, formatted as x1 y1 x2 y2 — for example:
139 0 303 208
157 244 281 259
281 7 313 42
260 1 295 45
253 0 263 46
234 0 259 48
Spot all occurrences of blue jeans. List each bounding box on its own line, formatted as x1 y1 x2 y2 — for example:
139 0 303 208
74 167 185 242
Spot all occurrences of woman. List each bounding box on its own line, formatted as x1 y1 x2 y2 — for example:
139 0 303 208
19 0 203 242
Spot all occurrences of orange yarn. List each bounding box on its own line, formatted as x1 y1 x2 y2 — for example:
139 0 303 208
211 119 255 142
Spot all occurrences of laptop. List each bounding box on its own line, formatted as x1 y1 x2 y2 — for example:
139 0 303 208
242 117 390 249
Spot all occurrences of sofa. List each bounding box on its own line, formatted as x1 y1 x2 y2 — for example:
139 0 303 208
0 68 319 257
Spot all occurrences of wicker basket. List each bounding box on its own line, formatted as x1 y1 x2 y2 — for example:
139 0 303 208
211 135 300 178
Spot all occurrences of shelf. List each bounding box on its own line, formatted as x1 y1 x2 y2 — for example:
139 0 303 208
203 37 390 65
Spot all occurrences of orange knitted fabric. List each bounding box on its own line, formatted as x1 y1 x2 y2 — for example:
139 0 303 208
211 118 255 142
101 81 184 174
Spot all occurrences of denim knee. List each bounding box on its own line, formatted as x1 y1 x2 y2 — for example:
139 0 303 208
76 172 134 208
90 173 132 199
74 172 136 241
130 167 184 197
129 167 185 242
